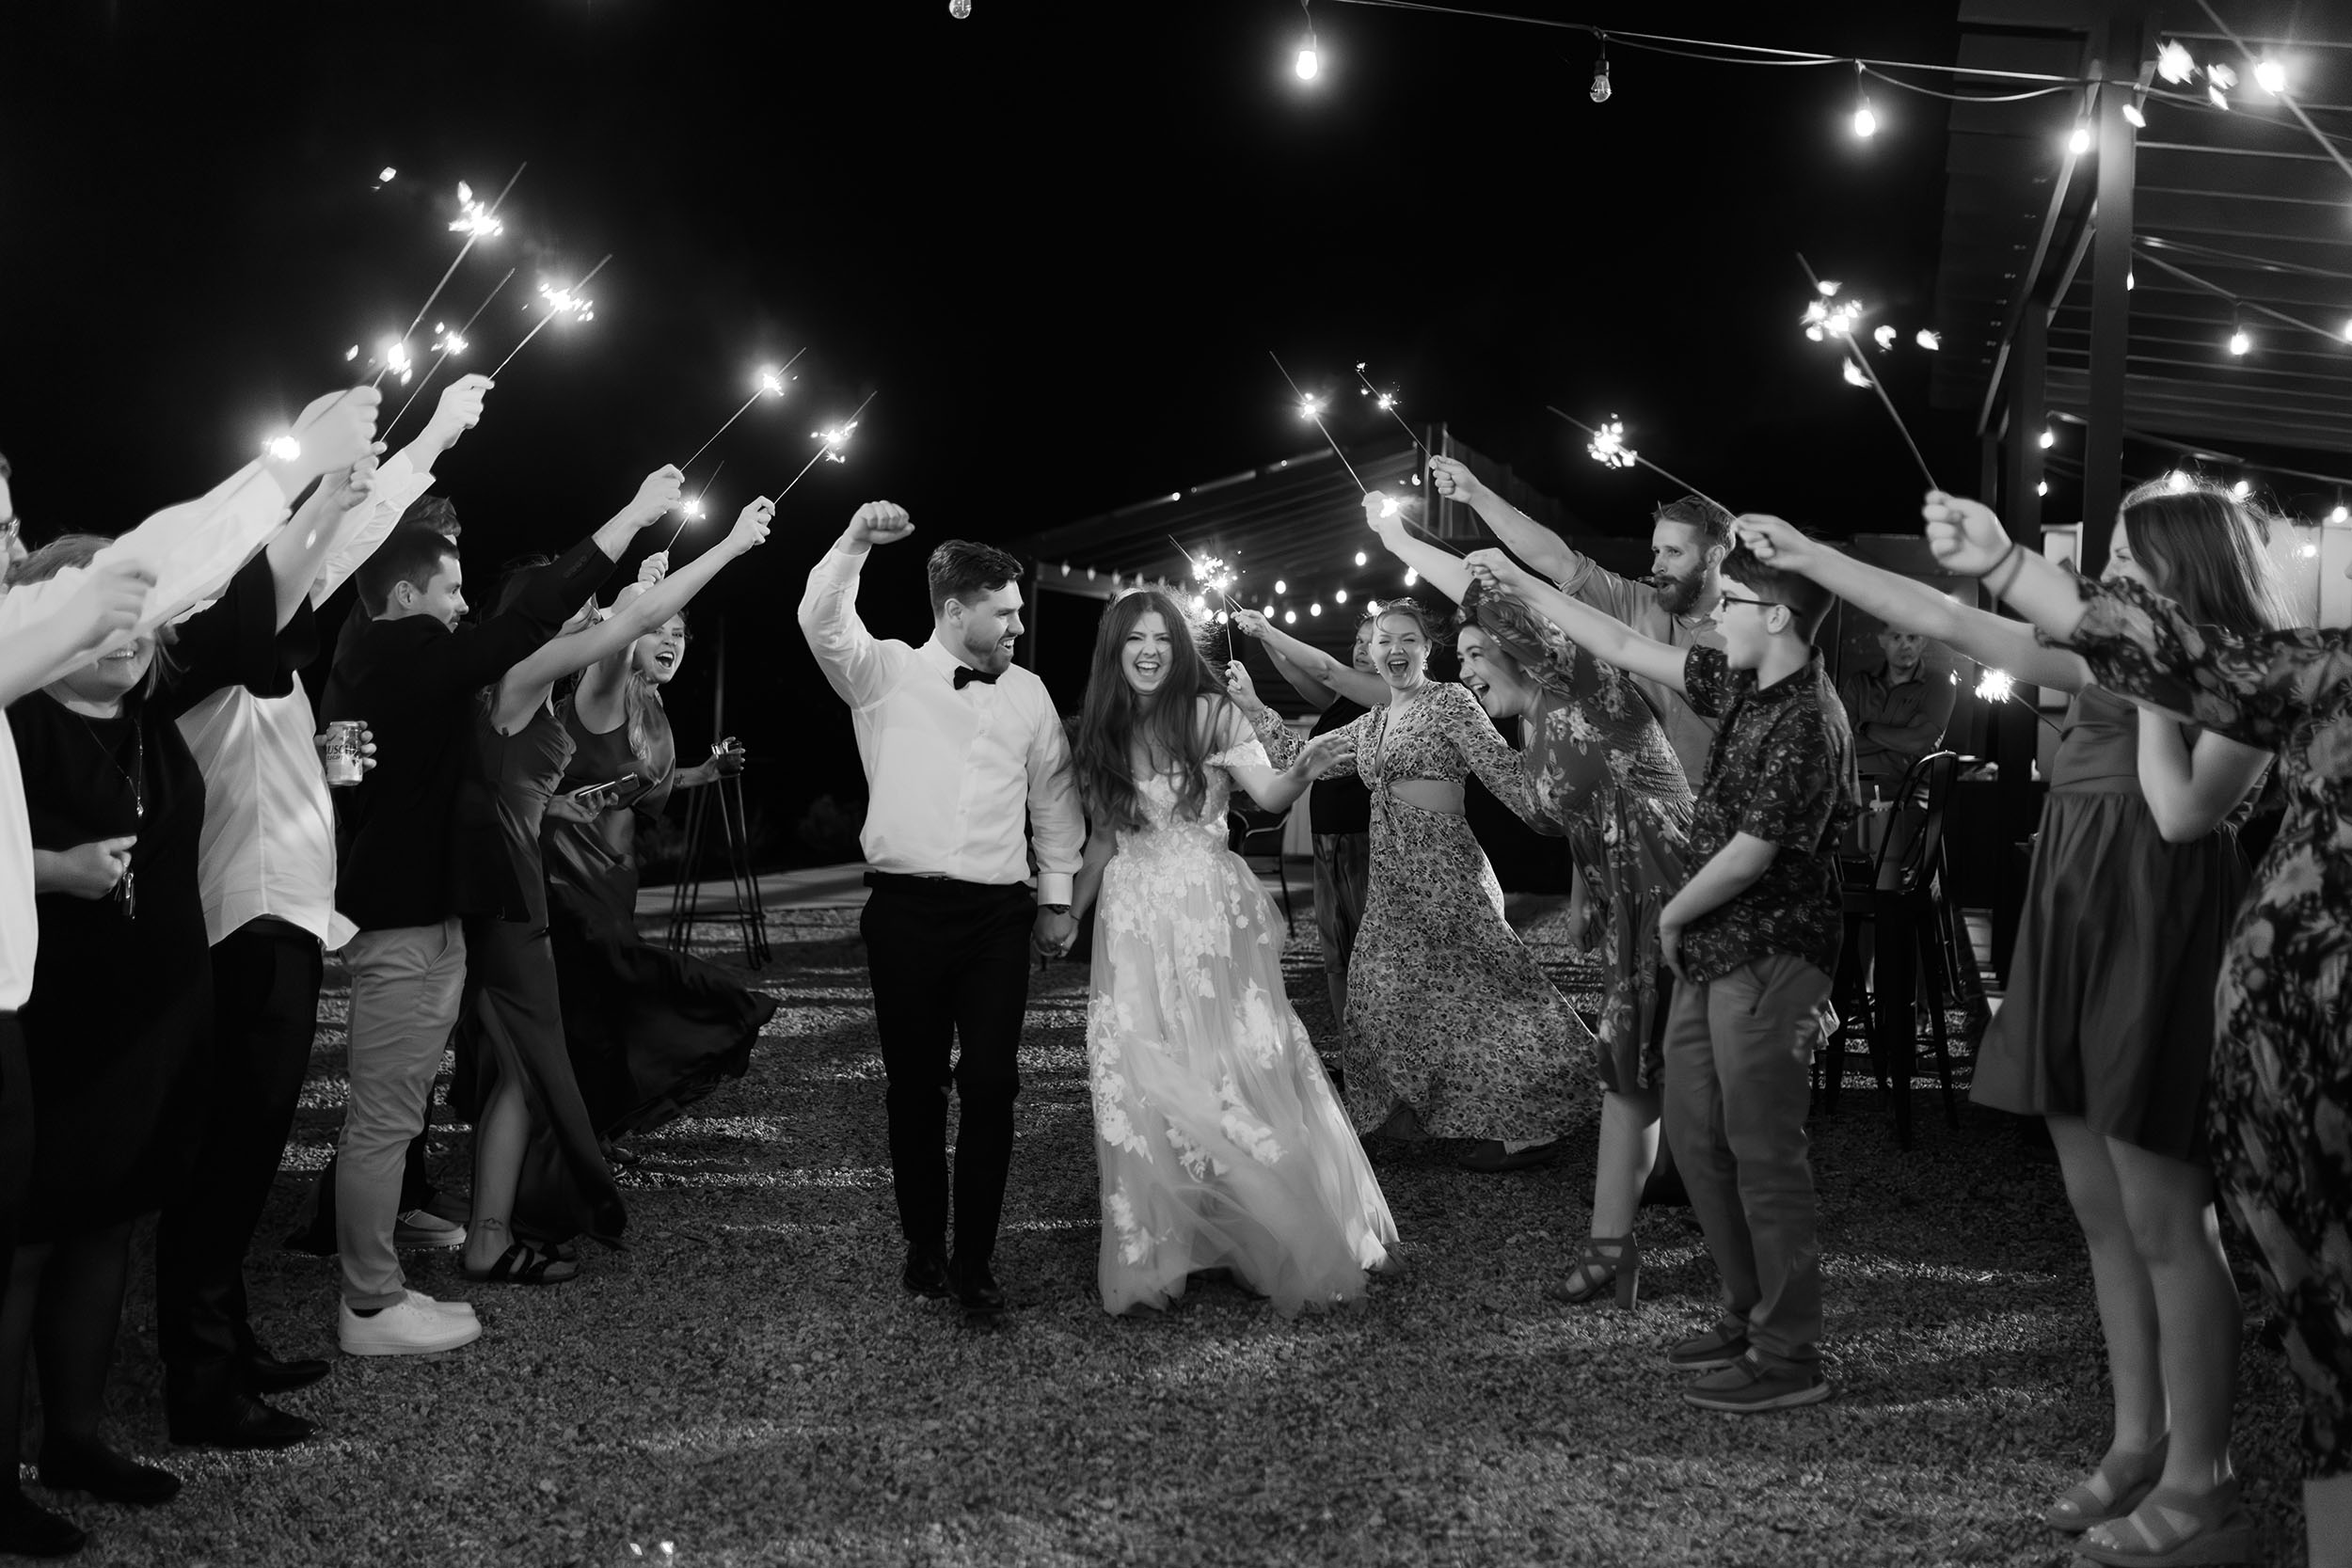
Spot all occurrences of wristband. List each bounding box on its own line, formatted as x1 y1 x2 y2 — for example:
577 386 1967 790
1986 540 2024 598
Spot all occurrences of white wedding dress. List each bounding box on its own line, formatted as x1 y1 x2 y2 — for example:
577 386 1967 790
1087 736 1397 1316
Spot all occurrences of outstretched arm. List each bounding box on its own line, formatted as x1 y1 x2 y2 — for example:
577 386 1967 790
1462 548 1689 694
268 460 380 627
1428 455 1578 583
1362 490 1473 604
1737 511 2086 691
1919 491 2092 643
1232 609 1388 708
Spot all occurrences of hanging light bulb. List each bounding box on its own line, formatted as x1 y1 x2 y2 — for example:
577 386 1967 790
2039 427 2056 449
2067 123 2092 155
1915 329 1942 351
1851 65 1877 138
1353 550 1367 566
949 0 971 15
2036 481 2049 497
2126 269 2135 291
2229 321 2252 356
1294 0 1319 80
2329 504 2348 524
1334 588 1348 604
1403 567 1419 587
1273 579 1288 595
1310 602 1324 617
2122 99 2146 129
1589 38 1612 103
2231 479 2251 499
2254 58 2285 96
1283 609 1298 625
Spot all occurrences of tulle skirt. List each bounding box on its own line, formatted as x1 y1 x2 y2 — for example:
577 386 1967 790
1089 833 1397 1317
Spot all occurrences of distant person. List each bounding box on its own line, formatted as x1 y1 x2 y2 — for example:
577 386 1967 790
1839 626 1957 795
797 504 1085 1320
1429 454 1727 784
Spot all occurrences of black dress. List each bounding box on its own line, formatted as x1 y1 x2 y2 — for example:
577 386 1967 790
13 556 284 1239
544 699 775 1138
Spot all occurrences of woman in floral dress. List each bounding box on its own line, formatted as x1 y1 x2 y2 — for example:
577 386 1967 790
1358 499 1692 1304
1919 490 2348 1568
1069 590 1391 1317
1246 586 1592 1169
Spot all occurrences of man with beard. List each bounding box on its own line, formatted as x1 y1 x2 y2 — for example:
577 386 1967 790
1838 625 1956 796
1428 456 1727 784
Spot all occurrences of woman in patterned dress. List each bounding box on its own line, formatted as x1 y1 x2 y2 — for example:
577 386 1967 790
1068 590 1391 1316
1919 490 2352 1568
1360 493 1694 1304
1245 585 1592 1169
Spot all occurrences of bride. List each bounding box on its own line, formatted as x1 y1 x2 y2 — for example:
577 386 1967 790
1067 589 1398 1316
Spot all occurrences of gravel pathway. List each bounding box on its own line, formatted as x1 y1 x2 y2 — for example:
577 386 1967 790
52 905 2308 1565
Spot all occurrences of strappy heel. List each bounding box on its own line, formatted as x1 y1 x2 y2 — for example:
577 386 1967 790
1546 1235 1639 1309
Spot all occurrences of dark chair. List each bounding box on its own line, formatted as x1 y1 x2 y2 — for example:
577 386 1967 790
1228 805 1296 935
1820 750 1963 1148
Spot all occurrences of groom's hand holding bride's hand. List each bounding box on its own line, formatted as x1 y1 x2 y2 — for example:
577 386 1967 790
842 500 914 553
1033 906 1077 960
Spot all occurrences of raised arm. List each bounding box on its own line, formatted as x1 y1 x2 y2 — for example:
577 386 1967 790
1232 609 1387 708
0 561 155 705
1738 512 2086 691
492 498 773 732
798 501 915 709
1463 548 1689 694
1363 490 1474 603
1428 455 1578 583
1204 700 1352 815
310 374 493 607
268 460 381 627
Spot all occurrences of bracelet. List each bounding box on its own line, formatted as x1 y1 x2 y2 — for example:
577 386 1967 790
1986 540 2024 597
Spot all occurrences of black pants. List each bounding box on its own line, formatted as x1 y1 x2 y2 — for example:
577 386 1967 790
155 918 323 1411
0 1013 28 1275
860 876 1035 1267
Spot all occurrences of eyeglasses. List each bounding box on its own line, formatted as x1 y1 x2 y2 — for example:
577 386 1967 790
1713 592 1785 612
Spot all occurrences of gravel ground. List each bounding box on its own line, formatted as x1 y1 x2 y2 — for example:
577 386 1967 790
44 900 2309 1566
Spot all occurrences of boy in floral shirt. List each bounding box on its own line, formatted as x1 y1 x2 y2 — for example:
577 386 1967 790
1466 536 1855 1412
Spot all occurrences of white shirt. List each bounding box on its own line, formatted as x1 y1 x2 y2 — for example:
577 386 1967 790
798 545 1082 901
0 462 291 1009
173 451 436 951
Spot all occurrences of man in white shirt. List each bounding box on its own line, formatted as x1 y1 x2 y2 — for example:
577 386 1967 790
157 377 491 1449
798 502 1084 1317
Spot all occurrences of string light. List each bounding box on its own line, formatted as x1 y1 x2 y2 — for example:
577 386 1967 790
2039 427 2056 449
1274 579 1288 594
1295 0 1319 80
2122 100 2146 128
1354 551 1367 565
1334 588 1348 603
1310 602 1324 616
2067 122 2091 155
1589 36 1612 103
2231 479 2251 499
1851 65 1877 137
1284 609 1298 625
2036 480 2049 496
2228 321 2251 356
2330 505 2348 524
377 166 398 183
2254 58 2286 96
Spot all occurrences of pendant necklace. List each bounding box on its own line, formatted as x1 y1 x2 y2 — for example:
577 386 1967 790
74 711 143 919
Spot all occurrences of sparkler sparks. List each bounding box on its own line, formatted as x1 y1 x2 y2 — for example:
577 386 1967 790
381 267 516 440
676 347 808 477
1268 351 1366 494
770 389 881 503
1547 408 1731 518
661 459 729 551
448 180 506 239
1976 669 2015 704
1352 361 1432 460
485 255 611 379
263 436 302 463
374 164 527 388
1794 253 1939 491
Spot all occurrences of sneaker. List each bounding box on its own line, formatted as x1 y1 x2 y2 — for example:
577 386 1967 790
339 1296 484 1356
399 1288 477 1320
395 1210 465 1249
1681 1350 1831 1413
1666 1324 1750 1370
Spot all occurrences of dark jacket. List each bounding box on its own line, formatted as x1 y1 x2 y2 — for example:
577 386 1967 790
323 534 617 932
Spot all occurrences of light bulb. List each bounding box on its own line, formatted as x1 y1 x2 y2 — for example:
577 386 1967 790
1310 602 1323 616
2341 318 2352 341
2330 505 2348 524
2229 325 2251 356
2232 480 2251 499
2256 58 2286 95
2039 427 2056 449
2122 101 2146 129
1283 610 1297 625
1915 329 1941 351
2036 481 2049 497
2068 124 2091 155
2299 543 2320 559
1353 551 1367 566
1216 610 1231 624
949 0 971 15
1274 579 1288 595
1589 58 1612 104
1295 43 1319 80
1403 567 1418 587
2126 270 2135 291
2166 469 2193 493
2156 40 2195 84
1852 99 1878 138
1334 589 1348 603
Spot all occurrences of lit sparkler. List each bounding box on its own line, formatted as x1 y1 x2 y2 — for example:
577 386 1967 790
1169 536 1246 658
661 461 727 552
1268 351 1366 494
486 257 611 379
770 389 881 502
374 164 526 388
1353 361 1433 460
1546 408 1733 518
1795 252 1939 491
677 348 808 478
381 267 516 439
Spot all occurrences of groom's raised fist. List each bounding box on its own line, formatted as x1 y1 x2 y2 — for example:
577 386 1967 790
844 500 914 550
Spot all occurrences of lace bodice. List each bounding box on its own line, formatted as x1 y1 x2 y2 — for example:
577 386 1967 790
1114 739 1269 862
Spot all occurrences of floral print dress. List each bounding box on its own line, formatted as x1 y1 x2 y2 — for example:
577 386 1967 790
2059 575 2352 1477
1259 683 1592 1142
1088 726 1396 1318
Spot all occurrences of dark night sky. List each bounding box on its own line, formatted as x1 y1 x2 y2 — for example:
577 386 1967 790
0 0 1977 842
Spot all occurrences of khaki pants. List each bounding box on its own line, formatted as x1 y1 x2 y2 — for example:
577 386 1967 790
336 919 467 1308
1311 832 1371 1056
1662 953 1833 1369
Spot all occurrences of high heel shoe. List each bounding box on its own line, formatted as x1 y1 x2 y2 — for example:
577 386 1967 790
1546 1235 1639 1309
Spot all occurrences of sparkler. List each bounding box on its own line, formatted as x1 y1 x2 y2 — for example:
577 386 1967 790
677 348 809 477
1352 362 1432 460
770 390 881 502
1168 535 1247 657
487 257 611 379
661 461 727 552
380 267 516 439
1794 253 1939 491
374 164 527 387
1544 408 1734 518
1268 351 1366 493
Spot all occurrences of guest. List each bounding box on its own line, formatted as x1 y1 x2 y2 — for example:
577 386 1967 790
159 374 490 1450
322 464 675 1354
1362 495 1692 1307
1243 598 1589 1171
1430 455 1727 783
1230 606 1385 1081
1744 496 2280 1542
797 505 1085 1317
1839 625 1957 796
1920 489 2331 1568
547 594 778 1150
0 450 24 572
0 392 376 1557
1472 535 1854 1412
453 496 771 1288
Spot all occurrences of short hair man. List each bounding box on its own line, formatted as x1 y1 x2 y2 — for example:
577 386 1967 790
1839 625 1957 795
798 508 1084 1318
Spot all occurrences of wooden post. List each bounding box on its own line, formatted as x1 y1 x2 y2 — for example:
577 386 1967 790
2080 13 2145 575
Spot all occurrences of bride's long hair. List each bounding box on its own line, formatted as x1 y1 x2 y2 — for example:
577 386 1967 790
1074 588 1227 833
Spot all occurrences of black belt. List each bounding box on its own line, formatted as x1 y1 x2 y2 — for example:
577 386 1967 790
864 871 1027 894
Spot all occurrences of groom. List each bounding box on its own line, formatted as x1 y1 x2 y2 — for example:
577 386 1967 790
798 501 1084 1316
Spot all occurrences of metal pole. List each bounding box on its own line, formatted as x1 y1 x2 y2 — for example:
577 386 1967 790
2081 17 2145 575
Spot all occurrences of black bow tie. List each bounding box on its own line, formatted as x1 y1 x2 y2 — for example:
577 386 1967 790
953 666 1000 689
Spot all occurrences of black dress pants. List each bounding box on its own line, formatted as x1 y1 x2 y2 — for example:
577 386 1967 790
859 875 1035 1267
156 917 323 1410
0 1014 28 1273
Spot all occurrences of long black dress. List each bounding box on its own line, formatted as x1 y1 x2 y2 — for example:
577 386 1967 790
13 556 283 1239
545 699 775 1138
451 697 626 1246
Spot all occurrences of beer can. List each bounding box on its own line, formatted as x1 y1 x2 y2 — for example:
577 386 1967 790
322 720 366 786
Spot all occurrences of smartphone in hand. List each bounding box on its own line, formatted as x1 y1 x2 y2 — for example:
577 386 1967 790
565 771 640 812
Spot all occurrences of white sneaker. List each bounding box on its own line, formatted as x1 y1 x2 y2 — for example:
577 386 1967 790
339 1296 484 1356
395 1210 466 1249
400 1288 477 1320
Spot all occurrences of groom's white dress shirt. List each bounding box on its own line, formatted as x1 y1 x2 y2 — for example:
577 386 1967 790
798 545 1083 903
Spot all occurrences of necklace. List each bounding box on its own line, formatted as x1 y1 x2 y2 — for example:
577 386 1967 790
72 710 142 919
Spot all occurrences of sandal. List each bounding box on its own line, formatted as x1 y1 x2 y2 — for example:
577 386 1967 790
464 1241 580 1286
2075 1479 2255 1567
2043 1438 2168 1533
1546 1235 1639 1309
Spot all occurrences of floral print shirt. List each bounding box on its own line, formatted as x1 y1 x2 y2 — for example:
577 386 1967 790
1677 644 1857 984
